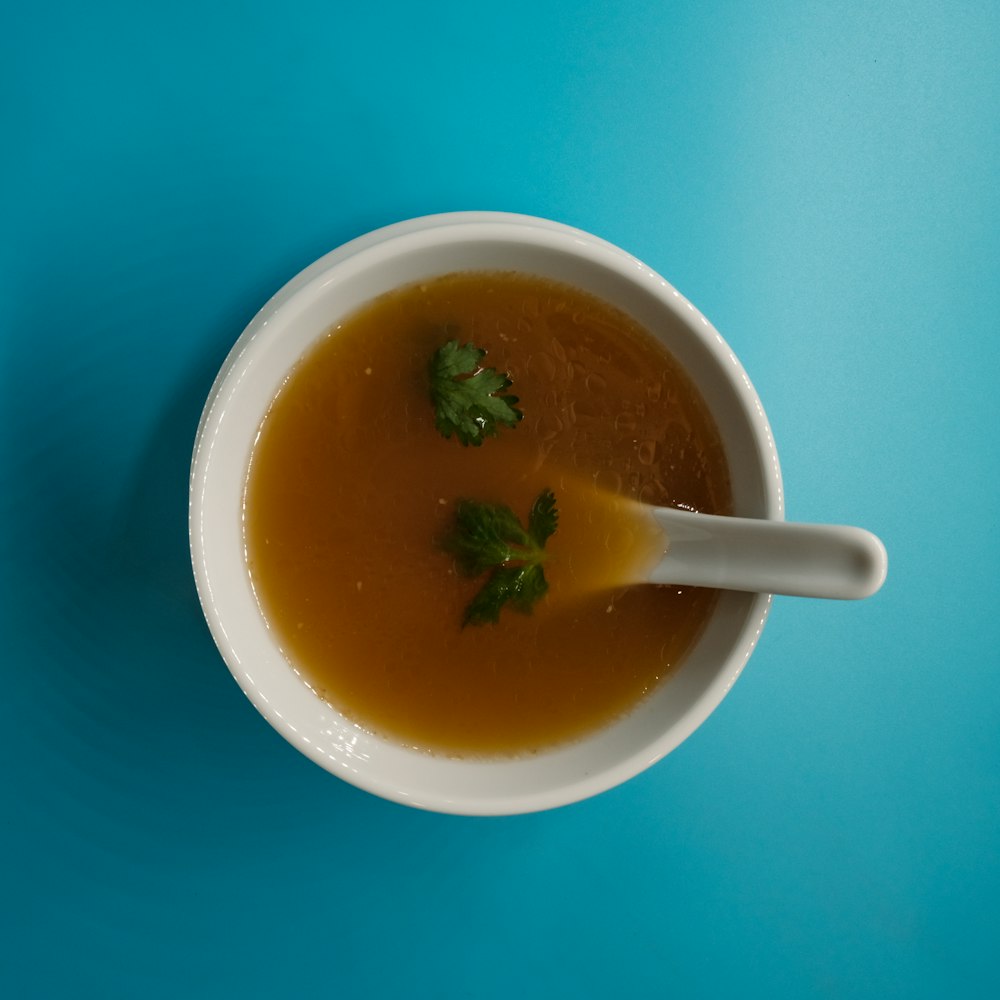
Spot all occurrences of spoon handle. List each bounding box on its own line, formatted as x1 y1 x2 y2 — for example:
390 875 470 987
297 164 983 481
647 507 888 599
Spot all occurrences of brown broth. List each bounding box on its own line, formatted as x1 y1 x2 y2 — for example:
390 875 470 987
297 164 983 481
244 271 731 755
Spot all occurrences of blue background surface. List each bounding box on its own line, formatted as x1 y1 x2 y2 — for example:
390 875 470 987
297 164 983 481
3 2 998 996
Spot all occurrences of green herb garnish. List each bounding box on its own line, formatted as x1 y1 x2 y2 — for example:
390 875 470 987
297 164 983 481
429 339 523 446
444 488 558 626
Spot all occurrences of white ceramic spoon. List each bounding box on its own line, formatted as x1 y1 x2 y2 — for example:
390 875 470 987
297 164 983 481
638 506 887 599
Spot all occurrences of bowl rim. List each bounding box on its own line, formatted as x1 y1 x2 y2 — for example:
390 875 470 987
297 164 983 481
189 211 783 815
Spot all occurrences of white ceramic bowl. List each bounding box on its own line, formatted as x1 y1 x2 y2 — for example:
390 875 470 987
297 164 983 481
189 212 783 815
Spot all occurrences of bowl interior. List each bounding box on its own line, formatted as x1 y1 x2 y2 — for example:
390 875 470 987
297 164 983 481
190 216 780 815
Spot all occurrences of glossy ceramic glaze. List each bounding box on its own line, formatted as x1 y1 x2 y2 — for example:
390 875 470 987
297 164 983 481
643 505 887 599
189 211 783 814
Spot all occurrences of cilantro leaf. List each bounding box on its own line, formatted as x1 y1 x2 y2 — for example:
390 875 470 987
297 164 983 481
445 499 531 576
528 487 558 546
442 489 558 627
429 339 523 446
463 564 549 627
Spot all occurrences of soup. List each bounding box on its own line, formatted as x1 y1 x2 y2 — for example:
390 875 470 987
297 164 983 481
244 271 731 755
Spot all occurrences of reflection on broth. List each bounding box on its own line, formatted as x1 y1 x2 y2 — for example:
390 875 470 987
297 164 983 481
244 271 731 755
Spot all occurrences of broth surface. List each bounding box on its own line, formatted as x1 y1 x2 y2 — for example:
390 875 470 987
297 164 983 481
245 271 731 755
